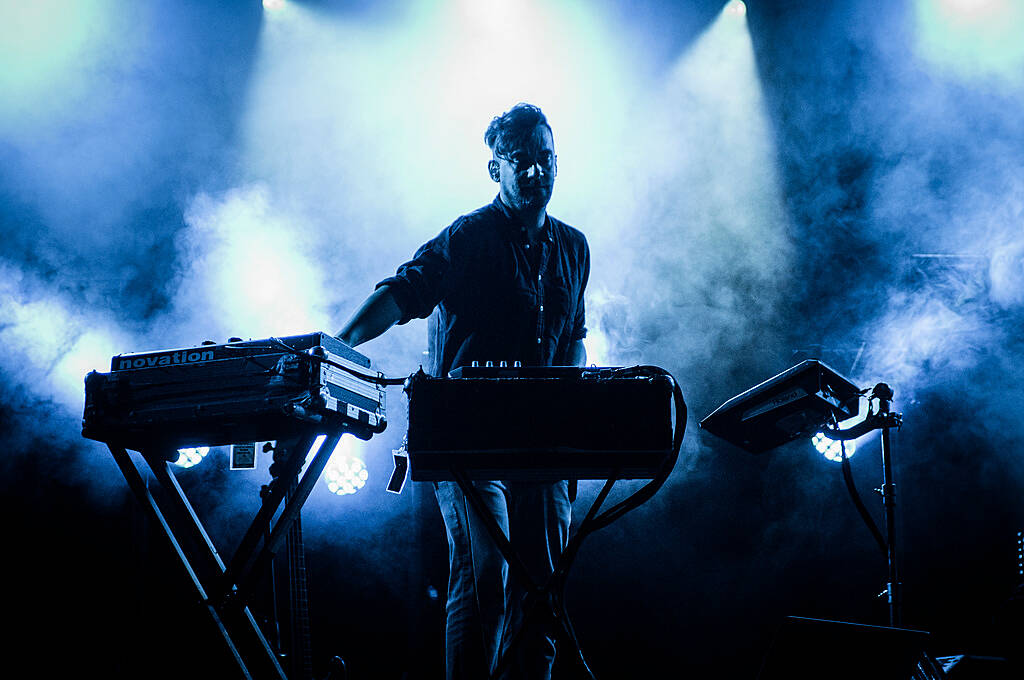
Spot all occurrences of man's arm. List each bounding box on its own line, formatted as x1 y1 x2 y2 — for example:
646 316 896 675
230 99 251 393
336 285 402 347
568 338 586 367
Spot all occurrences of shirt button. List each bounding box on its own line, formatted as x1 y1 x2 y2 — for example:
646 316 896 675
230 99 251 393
539 305 544 312
537 337 542 344
525 243 530 249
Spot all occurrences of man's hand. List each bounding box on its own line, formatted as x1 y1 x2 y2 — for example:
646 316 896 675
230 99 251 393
336 286 402 347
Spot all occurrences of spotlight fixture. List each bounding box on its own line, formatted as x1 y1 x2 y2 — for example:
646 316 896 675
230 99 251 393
811 432 856 462
319 436 368 496
324 453 368 496
175 446 210 468
726 0 747 16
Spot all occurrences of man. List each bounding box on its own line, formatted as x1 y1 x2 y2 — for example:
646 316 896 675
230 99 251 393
336 103 589 679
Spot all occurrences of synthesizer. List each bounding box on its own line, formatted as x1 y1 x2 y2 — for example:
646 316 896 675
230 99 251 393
699 359 860 454
83 332 387 450
404 366 677 481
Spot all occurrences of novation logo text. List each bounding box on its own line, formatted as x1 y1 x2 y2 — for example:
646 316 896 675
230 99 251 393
118 349 215 370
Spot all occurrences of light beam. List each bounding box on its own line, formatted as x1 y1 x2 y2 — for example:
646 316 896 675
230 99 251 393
914 0 1024 81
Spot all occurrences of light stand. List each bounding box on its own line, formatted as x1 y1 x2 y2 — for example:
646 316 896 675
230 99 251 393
824 382 903 627
700 364 946 678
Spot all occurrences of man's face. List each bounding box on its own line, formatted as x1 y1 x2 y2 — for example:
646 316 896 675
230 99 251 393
491 124 557 213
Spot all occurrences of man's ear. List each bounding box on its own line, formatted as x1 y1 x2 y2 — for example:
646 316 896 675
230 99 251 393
488 160 500 183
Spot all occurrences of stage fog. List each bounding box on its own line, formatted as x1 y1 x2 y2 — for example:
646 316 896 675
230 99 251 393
2 0 1022 677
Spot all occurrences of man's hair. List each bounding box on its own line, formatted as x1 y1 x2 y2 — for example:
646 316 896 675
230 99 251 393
484 103 551 159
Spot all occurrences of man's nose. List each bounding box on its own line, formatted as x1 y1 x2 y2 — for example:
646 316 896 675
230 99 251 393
525 163 544 178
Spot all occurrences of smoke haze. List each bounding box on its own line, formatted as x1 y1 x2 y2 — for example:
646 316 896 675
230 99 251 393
2 0 1023 676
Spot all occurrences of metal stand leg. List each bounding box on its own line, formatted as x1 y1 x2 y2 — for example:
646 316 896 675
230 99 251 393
875 384 901 627
827 382 904 627
110 444 287 679
450 469 613 680
106 431 341 679
108 444 254 679
223 433 320 598
238 432 342 600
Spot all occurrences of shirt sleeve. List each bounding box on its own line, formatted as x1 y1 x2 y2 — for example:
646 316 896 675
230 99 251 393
570 237 590 342
376 224 457 325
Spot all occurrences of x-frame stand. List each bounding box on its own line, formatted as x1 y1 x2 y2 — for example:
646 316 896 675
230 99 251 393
438 367 686 680
449 469 617 680
104 428 345 679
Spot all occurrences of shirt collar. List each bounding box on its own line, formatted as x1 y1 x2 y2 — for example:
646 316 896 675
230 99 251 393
492 194 554 243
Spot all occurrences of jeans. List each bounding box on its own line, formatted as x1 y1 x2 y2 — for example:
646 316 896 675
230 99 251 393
433 479 571 680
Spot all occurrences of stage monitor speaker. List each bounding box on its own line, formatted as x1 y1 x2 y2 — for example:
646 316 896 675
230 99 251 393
757 616 933 680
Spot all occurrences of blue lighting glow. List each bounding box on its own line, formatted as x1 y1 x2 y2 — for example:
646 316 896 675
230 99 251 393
306 435 368 496
324 452 369 496
175 446 210 468
324 437 368 496
812 433 855 462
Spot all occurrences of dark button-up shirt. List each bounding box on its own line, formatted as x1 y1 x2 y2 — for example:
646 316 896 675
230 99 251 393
378 195 589 377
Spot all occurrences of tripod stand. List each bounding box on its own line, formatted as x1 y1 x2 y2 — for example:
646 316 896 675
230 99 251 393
824 382 903 627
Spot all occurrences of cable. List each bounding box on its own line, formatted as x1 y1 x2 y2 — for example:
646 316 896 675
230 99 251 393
551 366 686 575
264 337 408 386
839 435 888 557
525 365 684 680
586 366 686 531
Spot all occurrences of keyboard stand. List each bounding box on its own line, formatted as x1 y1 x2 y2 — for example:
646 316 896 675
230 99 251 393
103 428 344 679
449 467 621 680
408 366 686 679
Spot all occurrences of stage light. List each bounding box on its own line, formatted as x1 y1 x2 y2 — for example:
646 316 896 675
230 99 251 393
725 0 747 16
812 433 855 462
300 435 367 495
263 0 286 11
175 446 210 468
325 456 368 496
324 437 368 496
